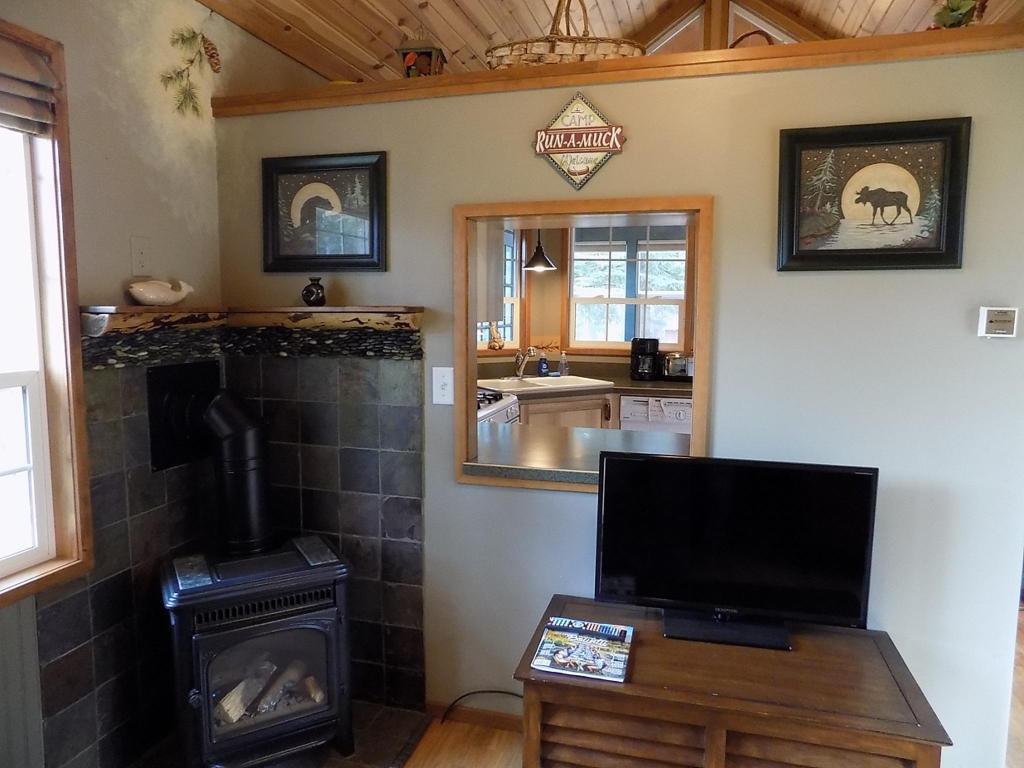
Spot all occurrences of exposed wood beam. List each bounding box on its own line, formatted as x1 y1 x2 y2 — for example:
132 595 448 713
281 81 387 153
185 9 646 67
733 0 828 39
632 0 704 47
211 23 1024 116
703 0 730 48
196 0 368 81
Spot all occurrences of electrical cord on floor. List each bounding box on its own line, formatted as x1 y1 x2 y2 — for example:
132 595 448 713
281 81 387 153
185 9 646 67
439 689 524 723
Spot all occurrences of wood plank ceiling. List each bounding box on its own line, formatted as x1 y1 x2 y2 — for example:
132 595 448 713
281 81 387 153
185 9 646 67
196 0 1024 82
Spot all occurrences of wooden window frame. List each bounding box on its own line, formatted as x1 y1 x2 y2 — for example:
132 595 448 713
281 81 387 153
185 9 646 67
453 196 714 493
0 19 92 607
562 225 697 356
477 229 529 358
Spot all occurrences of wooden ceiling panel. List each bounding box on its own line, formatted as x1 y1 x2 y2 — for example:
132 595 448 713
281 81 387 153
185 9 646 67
200 0 1024 84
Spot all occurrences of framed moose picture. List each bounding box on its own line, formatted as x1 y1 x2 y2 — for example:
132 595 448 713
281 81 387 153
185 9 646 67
777 118 971 271
262 151 387 272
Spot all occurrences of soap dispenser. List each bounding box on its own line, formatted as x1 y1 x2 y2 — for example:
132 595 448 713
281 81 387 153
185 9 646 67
537 352 550 377
558 351 569 376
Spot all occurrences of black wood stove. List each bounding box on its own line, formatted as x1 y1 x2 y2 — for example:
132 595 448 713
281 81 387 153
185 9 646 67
161 537 354 768
153 375 353 767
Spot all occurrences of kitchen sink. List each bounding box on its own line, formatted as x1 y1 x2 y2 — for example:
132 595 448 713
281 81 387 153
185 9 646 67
477 375 613 393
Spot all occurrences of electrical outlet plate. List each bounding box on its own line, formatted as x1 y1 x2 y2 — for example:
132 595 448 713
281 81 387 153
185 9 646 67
432 367 454 405
130 235 153 276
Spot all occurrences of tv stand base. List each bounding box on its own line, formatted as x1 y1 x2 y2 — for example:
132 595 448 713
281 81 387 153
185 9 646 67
662 610 791 650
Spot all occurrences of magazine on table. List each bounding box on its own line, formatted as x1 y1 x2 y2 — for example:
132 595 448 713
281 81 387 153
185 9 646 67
530 616 634 683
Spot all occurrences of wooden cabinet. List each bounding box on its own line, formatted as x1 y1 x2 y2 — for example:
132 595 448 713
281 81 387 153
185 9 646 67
518 394 615 429
516 595 950 768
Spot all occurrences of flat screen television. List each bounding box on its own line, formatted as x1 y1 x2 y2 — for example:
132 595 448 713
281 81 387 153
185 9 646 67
596 452 878 650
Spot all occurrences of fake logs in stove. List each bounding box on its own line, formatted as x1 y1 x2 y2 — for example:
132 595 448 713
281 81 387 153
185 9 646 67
158 373 353 768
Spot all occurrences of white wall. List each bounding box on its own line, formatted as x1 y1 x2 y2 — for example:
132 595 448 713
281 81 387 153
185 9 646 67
214 51 1024 767
3 0 325 305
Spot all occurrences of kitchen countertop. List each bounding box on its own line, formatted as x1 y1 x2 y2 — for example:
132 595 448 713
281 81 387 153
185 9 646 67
466 423 690 484
478 375 692 401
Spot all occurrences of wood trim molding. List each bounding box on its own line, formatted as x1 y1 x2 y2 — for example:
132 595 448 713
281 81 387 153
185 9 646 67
732 0 828 42
704 0 730 50
212 23 1024 116
632 0 705 47
454 196 713 491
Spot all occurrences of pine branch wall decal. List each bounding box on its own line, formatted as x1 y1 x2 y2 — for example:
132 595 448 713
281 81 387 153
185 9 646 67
159 26 221 116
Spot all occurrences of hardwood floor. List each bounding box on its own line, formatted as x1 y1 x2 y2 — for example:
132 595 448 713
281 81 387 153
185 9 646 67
405 721 522 768
1008 609 1024 768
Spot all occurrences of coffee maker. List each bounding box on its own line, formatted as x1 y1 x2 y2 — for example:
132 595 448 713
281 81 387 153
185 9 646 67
630 338 659 381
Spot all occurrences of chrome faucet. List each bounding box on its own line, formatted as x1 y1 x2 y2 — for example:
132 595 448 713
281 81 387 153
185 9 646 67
513 346 537 378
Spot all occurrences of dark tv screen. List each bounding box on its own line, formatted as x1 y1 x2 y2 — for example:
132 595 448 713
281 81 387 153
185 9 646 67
596 453 878 627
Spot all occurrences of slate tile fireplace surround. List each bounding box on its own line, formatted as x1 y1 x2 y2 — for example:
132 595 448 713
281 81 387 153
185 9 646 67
33 309 425 768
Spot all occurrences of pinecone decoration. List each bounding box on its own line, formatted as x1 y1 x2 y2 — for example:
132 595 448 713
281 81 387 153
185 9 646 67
202 35 222 73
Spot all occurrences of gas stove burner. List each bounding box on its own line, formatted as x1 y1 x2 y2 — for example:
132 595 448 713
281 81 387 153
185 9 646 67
476 390 503 410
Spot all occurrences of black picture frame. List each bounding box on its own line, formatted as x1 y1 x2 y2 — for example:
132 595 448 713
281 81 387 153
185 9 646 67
262 151 387 272
777 118 970 271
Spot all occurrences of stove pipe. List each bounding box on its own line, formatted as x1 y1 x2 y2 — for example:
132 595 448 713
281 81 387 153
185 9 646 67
203 391 274 555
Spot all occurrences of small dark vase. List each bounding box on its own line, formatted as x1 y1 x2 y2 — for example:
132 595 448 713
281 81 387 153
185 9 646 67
301 277 326 307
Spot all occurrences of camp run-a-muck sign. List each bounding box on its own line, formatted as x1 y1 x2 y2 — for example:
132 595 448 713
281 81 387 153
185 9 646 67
534 92 626 190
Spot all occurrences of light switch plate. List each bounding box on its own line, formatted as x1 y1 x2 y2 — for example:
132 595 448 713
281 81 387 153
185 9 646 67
432 367 454 405
978 306 1018 338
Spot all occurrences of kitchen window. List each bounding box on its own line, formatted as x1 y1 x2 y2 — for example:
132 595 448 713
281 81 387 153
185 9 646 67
568 225 692 352
0 20 91 605
476 228 522 352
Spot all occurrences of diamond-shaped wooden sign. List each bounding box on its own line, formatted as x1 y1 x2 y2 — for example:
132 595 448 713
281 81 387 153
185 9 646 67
534 92 626 191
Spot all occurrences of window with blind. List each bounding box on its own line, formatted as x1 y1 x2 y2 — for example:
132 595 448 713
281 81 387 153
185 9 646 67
476 229 521 351
568 225 691 352
0 19 90 603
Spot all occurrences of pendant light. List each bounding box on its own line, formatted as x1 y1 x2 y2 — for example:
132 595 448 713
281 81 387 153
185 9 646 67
524 229 557 272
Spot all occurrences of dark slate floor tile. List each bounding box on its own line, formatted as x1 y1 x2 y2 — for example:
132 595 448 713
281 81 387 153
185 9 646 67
302 445 340 491
86 369 122 423
384 669 426 711
129 506 169 566
96 671 138 737
268 443 300 487
262 356 298 400
338 359 379 405
382 585 422 630
264 398 300 443
338 403 378 449
378 453 421 499
301 401 340 447
378 407 422 453
381 541 422 586
88 420 124 478
127 467 166 517
43 692 97 768
121 414 150 470
351 701 383 733
339 493 380 537
338 449 379 494
120 368 147 417
342 536 381 580
37 590 92 665
93 621 135 686
346 706 426 764
379 360 422 407
225 355 261 399
299 357 339 403
89 521 130 584
91 472 128 529
303 489 341 533
384 627 424 672
90 571 133 635
350 620 384 663
348 578 382 623
380 498 421 542
41 641 94 718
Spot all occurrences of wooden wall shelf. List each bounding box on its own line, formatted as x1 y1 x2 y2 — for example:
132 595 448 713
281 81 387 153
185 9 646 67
80 306 424 338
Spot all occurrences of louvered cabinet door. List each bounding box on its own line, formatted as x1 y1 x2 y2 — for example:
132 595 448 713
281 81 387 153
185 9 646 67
723 732 939 768
537 702 706 768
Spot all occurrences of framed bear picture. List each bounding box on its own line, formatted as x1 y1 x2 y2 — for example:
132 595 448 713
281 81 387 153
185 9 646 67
777 118 970 271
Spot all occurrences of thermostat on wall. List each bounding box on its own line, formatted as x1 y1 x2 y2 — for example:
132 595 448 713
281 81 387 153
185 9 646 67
978 306 1018 338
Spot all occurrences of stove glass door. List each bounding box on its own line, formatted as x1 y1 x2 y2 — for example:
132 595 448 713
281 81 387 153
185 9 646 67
201 614 336 744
